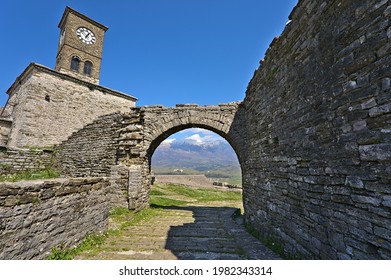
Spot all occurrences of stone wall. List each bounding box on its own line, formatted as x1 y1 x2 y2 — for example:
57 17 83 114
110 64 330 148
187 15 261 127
242 0 391 259
55 112 129 208
0 177 110 259
56 112 122 178
3 63 136 148
0 147 53 176
0 119 11 146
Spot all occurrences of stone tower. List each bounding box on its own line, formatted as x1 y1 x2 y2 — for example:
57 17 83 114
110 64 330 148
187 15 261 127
55 7 108 84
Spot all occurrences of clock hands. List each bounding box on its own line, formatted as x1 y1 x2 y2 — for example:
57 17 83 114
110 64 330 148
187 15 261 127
77 27 95 44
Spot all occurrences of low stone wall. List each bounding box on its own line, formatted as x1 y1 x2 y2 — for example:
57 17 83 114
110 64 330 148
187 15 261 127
0 146 54 175
0 177 110 259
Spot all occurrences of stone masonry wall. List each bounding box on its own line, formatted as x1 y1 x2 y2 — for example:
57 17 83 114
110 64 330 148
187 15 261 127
55 112 130 208
56 112 122 178
0 119 11 146
0 177 110 259
5 64 136 148
0 147 53 176
243 0 391 259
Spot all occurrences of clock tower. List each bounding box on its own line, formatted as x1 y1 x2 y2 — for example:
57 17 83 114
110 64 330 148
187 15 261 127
55 7 108 84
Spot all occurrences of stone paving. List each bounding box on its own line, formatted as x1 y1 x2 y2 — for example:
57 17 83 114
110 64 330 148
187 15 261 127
78 203 281 260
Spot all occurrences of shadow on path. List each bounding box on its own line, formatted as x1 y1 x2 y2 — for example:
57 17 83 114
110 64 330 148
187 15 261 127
154 205 281 260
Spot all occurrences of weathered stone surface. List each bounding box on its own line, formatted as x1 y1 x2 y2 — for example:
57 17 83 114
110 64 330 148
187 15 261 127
2 64 136 148
345 176 364 189
0 177 110 259
242 0 391 260
359 144 391 161
0 147 53 175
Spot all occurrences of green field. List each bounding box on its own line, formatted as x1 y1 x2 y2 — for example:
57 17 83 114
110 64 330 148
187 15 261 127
153 165 242 186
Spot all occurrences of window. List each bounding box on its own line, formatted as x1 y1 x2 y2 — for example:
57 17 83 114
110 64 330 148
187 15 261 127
84 61 93 76
70 56 80 72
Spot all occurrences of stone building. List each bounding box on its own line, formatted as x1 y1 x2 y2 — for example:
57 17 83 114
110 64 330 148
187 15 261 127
0 7 137 148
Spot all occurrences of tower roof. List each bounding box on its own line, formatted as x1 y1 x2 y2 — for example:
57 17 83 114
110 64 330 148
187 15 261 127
58 6 108 31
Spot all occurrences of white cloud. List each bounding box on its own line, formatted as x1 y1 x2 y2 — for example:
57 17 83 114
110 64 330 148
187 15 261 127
185 134 203 144
160 138 176 148
162 138 176 144
185 134 217 145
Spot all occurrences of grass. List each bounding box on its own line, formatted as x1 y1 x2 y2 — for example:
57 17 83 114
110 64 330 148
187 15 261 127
0 168 59 182
47 233 107 260
47 207 160 259
48 183 243 259
150 196 188 207
154 183 242 204
108 207 160 235
153 166 243 186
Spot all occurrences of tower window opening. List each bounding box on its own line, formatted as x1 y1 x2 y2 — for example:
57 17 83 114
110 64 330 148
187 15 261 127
84 61 93 76
70 56 80 72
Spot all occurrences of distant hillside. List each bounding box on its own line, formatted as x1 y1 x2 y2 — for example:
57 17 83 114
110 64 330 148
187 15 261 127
151 139 240 172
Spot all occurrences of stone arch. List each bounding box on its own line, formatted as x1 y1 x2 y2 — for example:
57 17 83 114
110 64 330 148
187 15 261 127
141 103 246 166
116 103 247 210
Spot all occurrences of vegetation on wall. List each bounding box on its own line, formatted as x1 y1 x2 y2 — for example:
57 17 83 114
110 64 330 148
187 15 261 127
0 168 59 182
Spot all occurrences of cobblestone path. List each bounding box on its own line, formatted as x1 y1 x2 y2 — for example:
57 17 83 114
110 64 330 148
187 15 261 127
77 203 281 260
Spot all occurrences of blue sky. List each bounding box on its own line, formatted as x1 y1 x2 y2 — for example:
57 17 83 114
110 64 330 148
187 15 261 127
0 0 297 108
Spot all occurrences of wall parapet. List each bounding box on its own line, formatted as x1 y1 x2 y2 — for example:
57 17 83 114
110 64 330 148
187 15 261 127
0 177 110 259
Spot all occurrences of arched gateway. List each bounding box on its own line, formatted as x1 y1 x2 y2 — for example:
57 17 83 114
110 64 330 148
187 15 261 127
56 102 246 210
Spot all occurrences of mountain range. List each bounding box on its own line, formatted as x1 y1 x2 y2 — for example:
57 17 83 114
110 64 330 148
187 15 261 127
151 138 240 172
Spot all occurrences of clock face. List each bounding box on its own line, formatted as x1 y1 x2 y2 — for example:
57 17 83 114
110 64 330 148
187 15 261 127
76 27 96 45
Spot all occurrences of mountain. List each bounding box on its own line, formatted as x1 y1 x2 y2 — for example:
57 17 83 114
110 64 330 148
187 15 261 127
151 139 240 172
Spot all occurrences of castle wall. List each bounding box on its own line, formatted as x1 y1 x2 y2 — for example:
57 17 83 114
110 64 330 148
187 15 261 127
0 147 53 176
242 0 391 259
0 177 110 259
5 64 136 148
